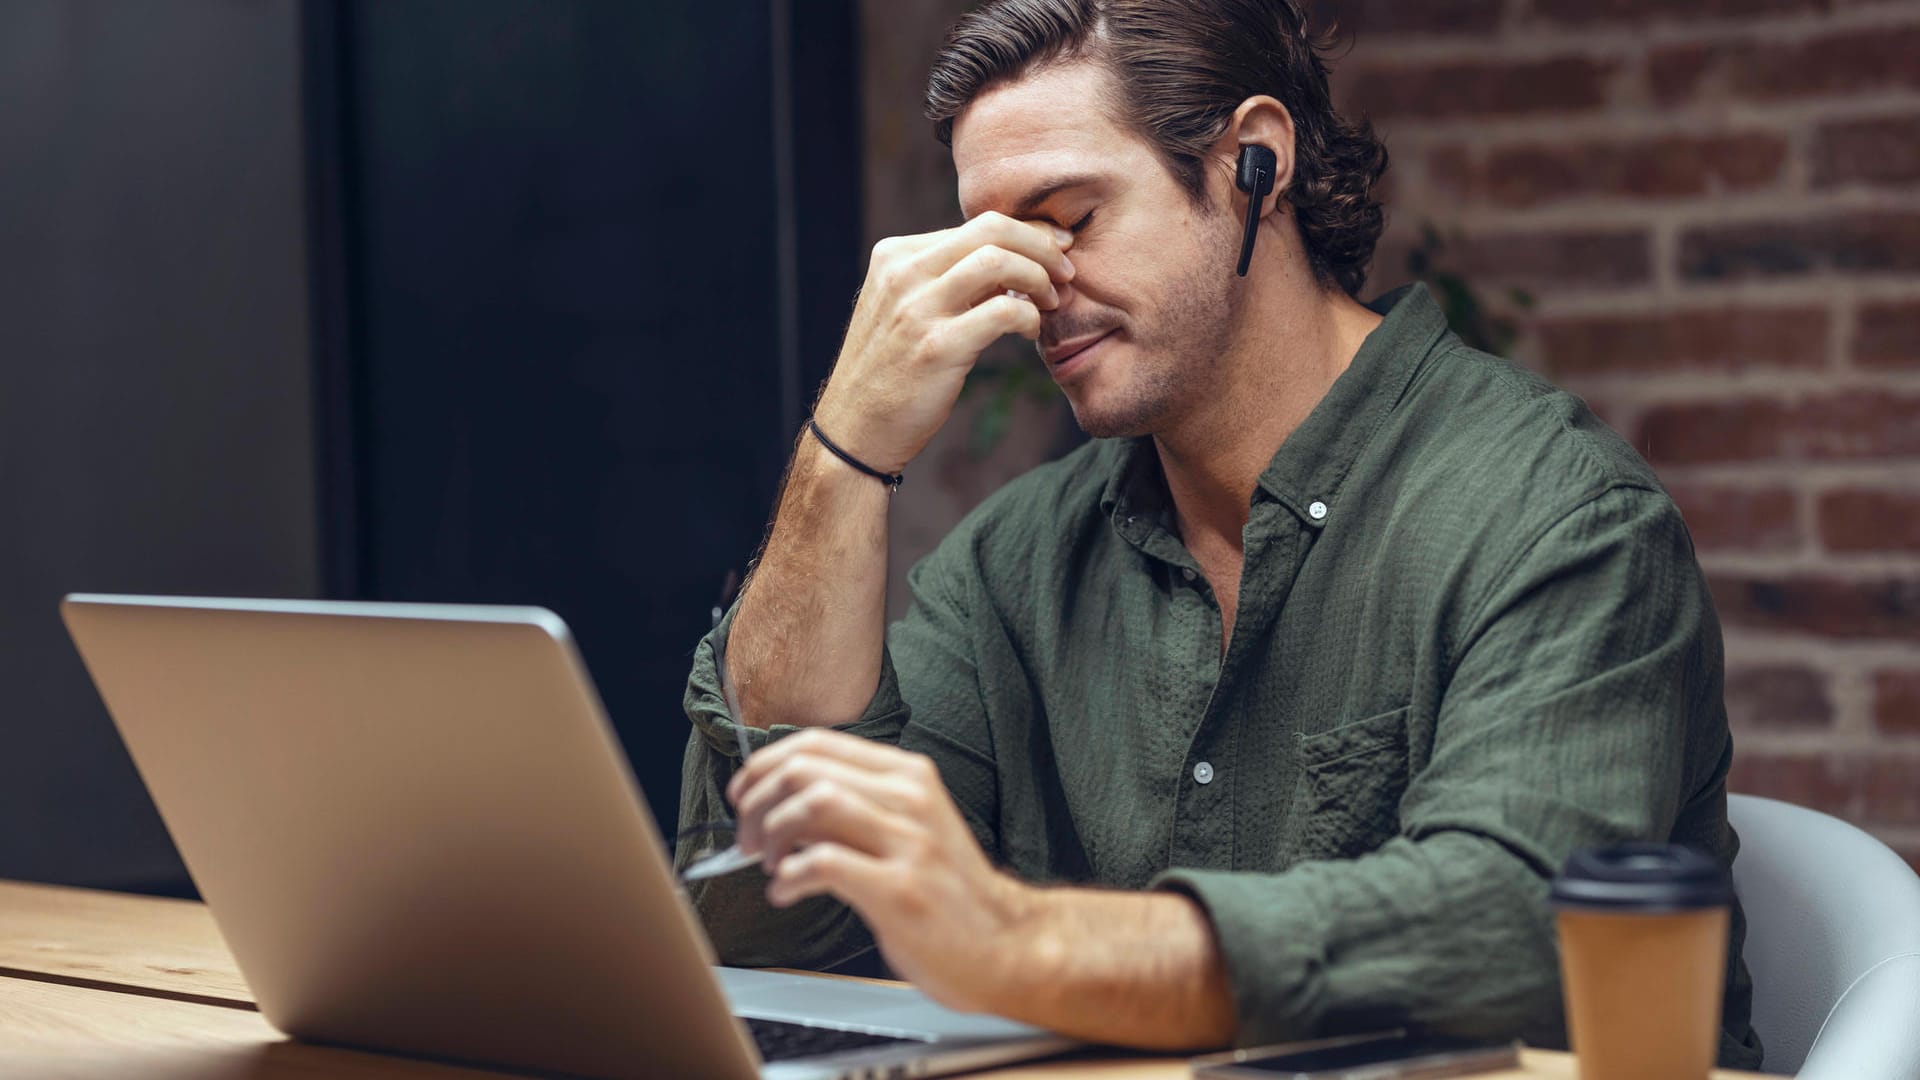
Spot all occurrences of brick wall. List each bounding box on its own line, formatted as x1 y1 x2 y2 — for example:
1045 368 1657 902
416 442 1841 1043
860 0 1920 865
1333 0 1920 867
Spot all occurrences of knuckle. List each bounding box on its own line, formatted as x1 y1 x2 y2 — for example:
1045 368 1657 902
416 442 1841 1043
808 846 844 877
790 731 835 757
899 785 931 816
804 779 843 812
886 870 927 917
767 758 810 800
915 326 951 364
971 210 1011 232
771 750 810 780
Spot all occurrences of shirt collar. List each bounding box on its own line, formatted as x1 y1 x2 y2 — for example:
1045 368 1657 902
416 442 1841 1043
1098 282 1451 533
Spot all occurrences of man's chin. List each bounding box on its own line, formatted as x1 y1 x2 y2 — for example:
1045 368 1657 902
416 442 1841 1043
1063 390 1159 440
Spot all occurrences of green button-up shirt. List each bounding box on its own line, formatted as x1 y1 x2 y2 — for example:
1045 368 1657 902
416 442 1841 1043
677 284 1762 1069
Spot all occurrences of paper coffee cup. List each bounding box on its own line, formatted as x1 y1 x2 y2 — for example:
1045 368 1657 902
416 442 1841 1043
1550 845 1731 1080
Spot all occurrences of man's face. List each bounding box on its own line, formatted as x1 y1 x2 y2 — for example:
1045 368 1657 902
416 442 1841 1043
953 61 1242 439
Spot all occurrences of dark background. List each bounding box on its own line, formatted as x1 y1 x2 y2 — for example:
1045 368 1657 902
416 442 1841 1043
0 0 861 895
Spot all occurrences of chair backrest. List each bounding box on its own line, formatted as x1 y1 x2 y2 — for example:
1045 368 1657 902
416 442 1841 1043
1728 793 1920 1078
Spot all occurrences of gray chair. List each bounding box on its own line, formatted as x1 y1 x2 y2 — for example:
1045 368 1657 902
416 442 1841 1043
1728 793 1920 1078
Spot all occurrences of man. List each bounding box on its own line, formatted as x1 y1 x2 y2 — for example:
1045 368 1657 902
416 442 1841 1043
677 0 1762 1067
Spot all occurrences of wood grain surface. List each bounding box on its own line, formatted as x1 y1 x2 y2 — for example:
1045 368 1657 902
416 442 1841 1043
0 880 1772 1078
0 977 509 1079
0 879 249 1005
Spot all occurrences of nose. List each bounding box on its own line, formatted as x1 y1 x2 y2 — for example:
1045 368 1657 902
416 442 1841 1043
1048 278 1076 311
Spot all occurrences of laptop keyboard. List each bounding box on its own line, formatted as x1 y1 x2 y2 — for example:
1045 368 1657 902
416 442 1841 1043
744 1015 927 1062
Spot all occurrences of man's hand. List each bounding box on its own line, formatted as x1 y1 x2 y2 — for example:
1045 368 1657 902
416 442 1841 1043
717 215 1069 732
812 213 1075 475
724 729 1238 1050
726 728 1028 1013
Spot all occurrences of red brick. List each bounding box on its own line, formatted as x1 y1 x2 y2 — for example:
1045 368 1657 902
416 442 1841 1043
1819 489 1920 554
1651 46 1717 107
1310 0 1505 36
1709 572 1920 641
1727 752 1858 817
1725 663 1833 730
1446 229 1651 290
1426 146 1474 194
1814 115 1920 189
1856 300 1920 371
1652 25 1920 106
1536 306 1826 375
1636 392 1920 466
1729 751 1920 827
1876 669 1920 735
1532 0 1825 25
1429 133 1788 208
1345 56 1619 119
1668 484 1801 552
1679 212 1920 281
1862 757 1920 825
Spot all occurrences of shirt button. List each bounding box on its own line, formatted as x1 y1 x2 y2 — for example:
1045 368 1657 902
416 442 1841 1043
1181 568 1197 582
1308 500 1329 520
1193 761 1214 785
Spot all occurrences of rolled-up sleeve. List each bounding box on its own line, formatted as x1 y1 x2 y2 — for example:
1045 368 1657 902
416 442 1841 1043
674 603 913 969
1154 486 1729 1050
676 531 1001 969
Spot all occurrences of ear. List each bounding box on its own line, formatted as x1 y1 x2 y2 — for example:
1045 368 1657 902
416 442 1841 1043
1212 96 1297 220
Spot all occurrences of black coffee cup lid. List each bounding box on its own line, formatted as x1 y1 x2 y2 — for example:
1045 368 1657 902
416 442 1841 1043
1550 844 1731 912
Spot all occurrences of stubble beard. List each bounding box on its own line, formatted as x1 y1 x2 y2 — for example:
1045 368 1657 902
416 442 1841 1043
1066 225 1244 440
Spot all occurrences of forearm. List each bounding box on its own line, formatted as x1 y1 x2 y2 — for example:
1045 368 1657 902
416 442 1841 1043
991 883 1237 1051
729 434 892 728
728 212 1070 727
1157 831 1566 1049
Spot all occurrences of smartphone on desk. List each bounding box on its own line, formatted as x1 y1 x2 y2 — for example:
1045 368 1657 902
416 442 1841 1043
1190 1030 1521 1079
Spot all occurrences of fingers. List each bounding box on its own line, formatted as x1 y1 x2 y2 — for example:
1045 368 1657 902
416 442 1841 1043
919 211 1075 286
764 842 895 910
950 292 1043 344
729 728 929 803
754 774 913 870
935 245 1059 312
732 751 924 856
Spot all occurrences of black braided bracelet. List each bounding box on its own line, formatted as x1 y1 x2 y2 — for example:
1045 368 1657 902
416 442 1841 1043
807 418 904 492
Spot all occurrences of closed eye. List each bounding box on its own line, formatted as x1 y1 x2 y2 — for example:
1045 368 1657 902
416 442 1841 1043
1068 210 1095 233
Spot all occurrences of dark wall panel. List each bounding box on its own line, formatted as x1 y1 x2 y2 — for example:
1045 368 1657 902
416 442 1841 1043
0 1 318 891
342 1 845 830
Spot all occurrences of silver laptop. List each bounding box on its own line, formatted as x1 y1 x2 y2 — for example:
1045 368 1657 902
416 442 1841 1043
61 594 1074 1080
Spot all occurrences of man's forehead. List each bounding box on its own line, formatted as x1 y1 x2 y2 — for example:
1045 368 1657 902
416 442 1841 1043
952 63 1129 219
957 149 1107 220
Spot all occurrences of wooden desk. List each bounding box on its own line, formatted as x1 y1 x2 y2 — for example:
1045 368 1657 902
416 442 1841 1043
0 977 502 1079
0 880 1767 1078
0 880 248 1005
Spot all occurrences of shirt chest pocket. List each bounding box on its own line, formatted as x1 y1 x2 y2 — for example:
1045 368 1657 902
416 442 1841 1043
1287 705 1413 863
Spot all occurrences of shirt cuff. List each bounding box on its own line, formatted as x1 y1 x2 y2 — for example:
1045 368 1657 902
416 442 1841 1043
1151 867 1330 1047
683 602 913 760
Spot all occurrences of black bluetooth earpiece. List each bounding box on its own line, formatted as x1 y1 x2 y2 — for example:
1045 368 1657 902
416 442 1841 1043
1234 144 1278 277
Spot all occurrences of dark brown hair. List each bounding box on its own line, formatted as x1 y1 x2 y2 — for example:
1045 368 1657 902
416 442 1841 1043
926 0 1388 297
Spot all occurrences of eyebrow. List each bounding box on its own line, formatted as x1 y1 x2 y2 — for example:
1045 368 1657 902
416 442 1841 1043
972 173 1104 221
